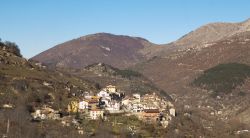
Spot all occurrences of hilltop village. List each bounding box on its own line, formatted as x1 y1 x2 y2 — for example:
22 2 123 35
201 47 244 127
30 84 176 135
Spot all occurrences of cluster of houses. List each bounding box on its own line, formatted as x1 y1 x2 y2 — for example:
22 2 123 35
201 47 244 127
67 85 124 120
31 105 61 120
67 85 176 127
31 85 176 131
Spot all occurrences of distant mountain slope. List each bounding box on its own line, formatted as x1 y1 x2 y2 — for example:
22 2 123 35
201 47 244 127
132 30 250 137
32 19 250 68
134 31 250 96
154 19 250 57
174 22 239 46
32 33 155 69
177 19 250 46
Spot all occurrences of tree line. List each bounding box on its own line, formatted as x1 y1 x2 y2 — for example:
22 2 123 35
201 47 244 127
0 38 22 57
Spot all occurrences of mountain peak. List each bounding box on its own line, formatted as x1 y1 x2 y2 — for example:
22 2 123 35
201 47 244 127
242 18 250 23
79 32 150 43
85 32 116 37
32 33 154 69
241 18 250 30
170 19 250 49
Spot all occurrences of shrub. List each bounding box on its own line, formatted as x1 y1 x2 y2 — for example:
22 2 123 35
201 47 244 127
192 63 250 94
2 41 22 57
115 69 142 79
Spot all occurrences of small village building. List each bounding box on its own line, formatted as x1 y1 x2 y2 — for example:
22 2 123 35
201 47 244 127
142 93 158 101
68 101 79 113
142 102 158 110
32 109 46 120
106 101 121 112
79 100 89 111
84 95 92 100
90 109 104 120
2 104 14 109
132 93 141 103
132 103 143 112
88 99 99 109
105 85 117 93
31 106 60 120
97 90 110 98
78 129 84 135
142 109 160 123
169 108 176 116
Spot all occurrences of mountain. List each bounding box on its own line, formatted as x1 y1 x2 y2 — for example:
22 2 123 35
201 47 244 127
134 30 250 100
32 19 250 69
153 18 250 57
178 18 250 44
133 31 250 137
32 33 156 69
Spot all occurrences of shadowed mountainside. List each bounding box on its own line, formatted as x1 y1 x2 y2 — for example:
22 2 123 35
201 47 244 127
32 33 156 69
133 31 250 137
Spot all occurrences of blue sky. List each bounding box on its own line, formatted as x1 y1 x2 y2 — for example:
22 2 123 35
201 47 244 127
0 0 249 58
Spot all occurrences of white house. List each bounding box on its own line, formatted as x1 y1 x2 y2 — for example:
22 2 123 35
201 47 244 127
106 101 120 111
90 109 104 120
97 90 110 98
79 100 89 110
84 95 92 100
133 93 140 99
132 103 143 112
2 104 14 109
132 93 141 103
104 85 117 93
142 102 158 110
169 108 176 116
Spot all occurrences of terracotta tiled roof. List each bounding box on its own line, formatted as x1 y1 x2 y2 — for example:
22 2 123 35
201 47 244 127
88 99 99 104
143 109 160 113
91 96 100 99
90 109 102 111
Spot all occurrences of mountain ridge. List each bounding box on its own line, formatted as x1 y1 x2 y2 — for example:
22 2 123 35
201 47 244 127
32 33 155 69
32 18 250 68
